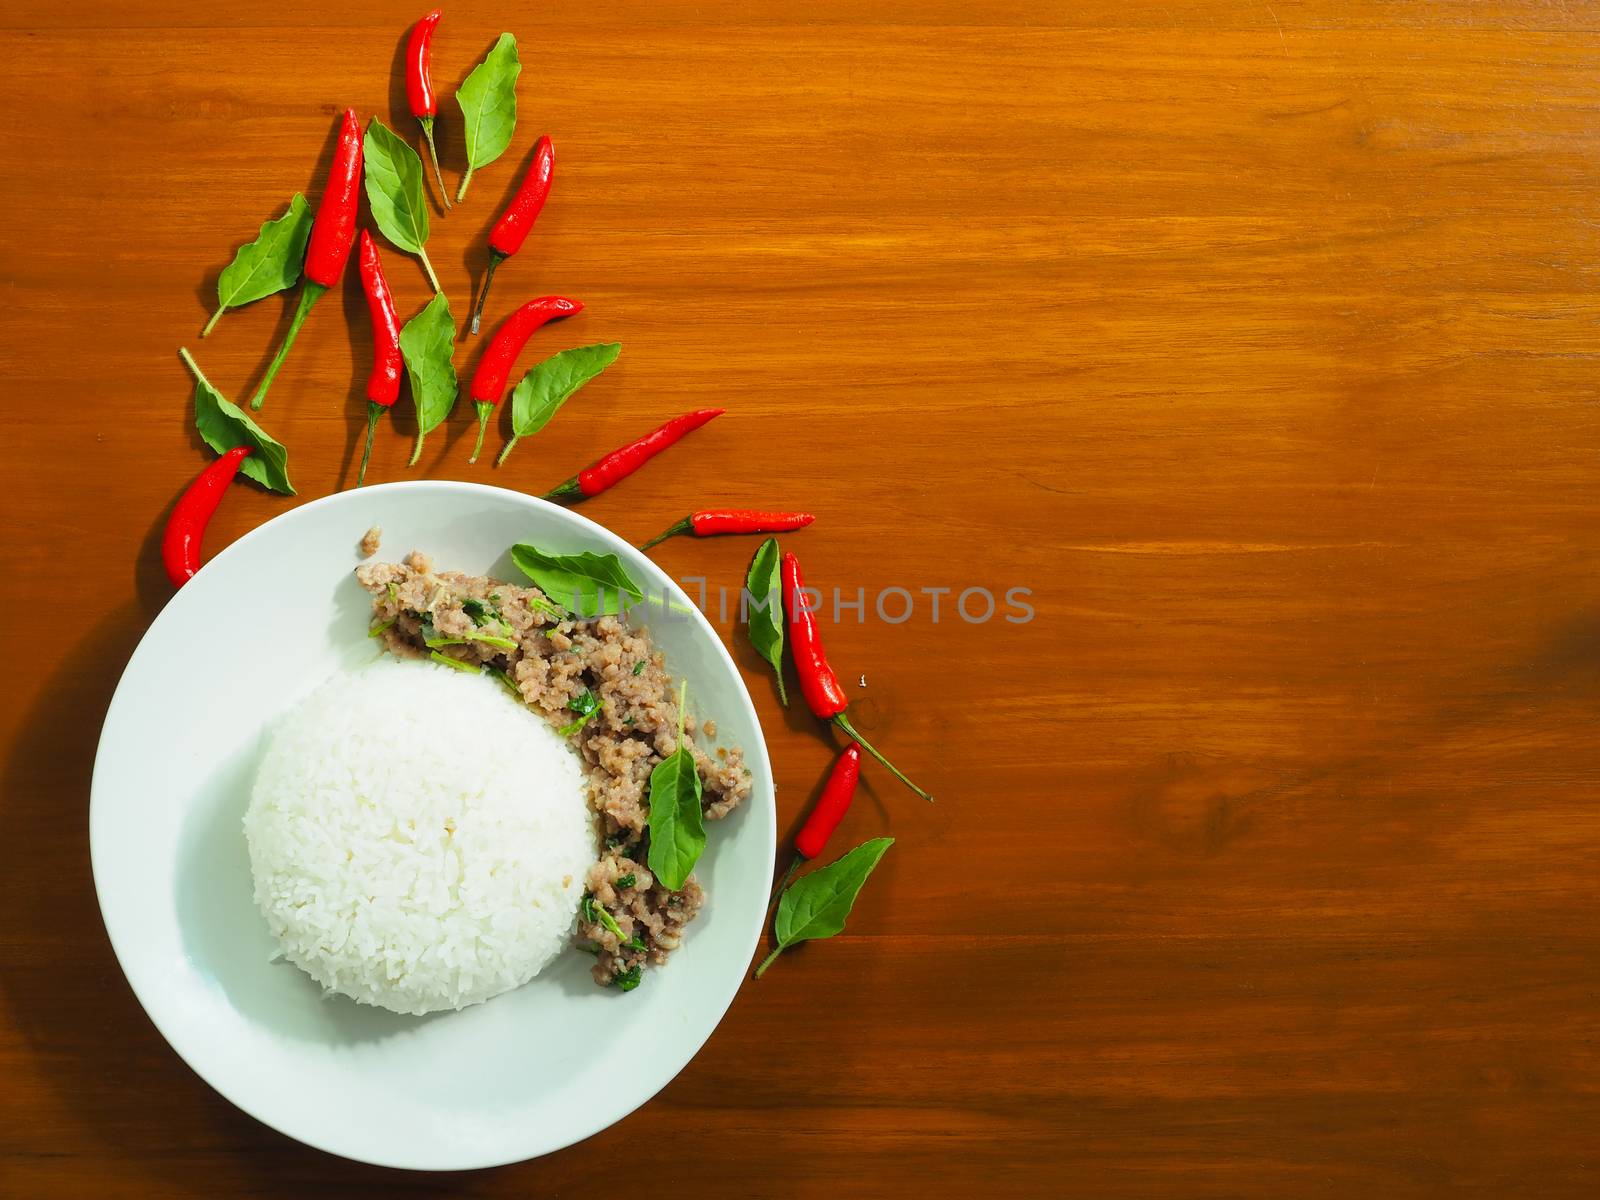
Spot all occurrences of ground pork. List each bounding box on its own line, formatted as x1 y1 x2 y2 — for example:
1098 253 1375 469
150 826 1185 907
356 551 752 988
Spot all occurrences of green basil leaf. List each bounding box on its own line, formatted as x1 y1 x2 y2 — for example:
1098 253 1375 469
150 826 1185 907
498 343 622 465
363 117 430 253
745 538 787 706
363 118 442 292
510 544 644 617
207 193 312 333
184 348 294 494
454 33 521 200
400 292 458 463
646 686 705 891
769 838 894 963
613 964 642 991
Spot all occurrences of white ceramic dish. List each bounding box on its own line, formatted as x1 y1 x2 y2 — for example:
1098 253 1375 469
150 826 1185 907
90 481 776 1169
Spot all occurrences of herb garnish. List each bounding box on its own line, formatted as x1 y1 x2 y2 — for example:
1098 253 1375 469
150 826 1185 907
362 117 442 292
454 33 521 201
367 618 396 638
510 544 643 617
428 650 479 673
615 873 637 889
203 193 312 336
633 660 647 676
624 935 647 953
558 690 601 737
745 538 787 705
399 292 457 465
646 682 706 891
488 667 521 700
181 348 294 495
498 342 623 466
613 965 642 992
755 838 893 978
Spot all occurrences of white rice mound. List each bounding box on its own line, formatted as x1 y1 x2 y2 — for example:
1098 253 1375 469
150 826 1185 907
244 658 596 1016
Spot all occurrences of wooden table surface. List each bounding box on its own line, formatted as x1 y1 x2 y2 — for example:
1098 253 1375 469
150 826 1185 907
4 2 1598 1195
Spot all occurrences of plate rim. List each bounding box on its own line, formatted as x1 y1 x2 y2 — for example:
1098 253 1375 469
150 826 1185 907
89 479 777 1169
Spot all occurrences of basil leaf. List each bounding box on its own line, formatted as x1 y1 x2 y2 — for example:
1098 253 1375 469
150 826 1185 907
757 838 893 977
613 964 642 991
363 118 441 293
205 193 312 335
498 343 622 466
400 292 457 464
615 873 637 889
454 33 521 201
182 348 294 495
647 684 705 891
745 538 787 706
510 544 643 617
558 691 600 736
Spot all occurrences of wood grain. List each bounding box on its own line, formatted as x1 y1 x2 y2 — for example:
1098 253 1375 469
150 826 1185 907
3 2 1598 1196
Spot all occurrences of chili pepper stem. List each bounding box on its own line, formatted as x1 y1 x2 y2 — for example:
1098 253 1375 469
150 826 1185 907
754 944 786 979
417 248 443 295
469 253 503 336
469 400 493 464
355 404 382 488
418 117 451 212
640 516 694 551
456 164 476 203
200 306 226 338
250 281 327 410
832 712 933 802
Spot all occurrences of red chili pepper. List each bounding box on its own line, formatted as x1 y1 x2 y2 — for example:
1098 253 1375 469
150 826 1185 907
250 108 363 411
641 509 814 550
407 10 451 211
355 231 403 488
543 409 725 502
466 296 583 462
781 552 933 801
161 446 253 588
469 136 555 336
768 743 862 903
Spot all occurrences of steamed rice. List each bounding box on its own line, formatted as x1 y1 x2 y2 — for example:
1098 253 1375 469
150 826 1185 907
244 658 595 1016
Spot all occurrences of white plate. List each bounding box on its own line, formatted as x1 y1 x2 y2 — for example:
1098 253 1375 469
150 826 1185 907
90 481 776 1169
